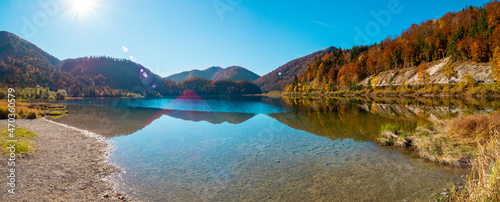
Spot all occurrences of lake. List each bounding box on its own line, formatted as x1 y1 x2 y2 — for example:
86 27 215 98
47 96 494 201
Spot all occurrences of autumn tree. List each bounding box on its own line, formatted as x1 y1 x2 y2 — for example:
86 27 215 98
462 74 476 87
443 61 457 93
443 61 457 81
418 64 430 88
470 35 489 62
492 47 500 81
326 79 335 92
281 2 500 93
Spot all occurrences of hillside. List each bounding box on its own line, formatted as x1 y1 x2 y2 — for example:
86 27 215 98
165 66 222 82
0 31 60 67
0 31 263 97
0 31 80 90
165 66 260 82
253 46 337 92
61 57 175 97
281 2 500 92
0 31 169 97
177 77 262 95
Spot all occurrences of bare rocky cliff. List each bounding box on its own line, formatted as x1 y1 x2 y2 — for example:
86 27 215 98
361 57 492 86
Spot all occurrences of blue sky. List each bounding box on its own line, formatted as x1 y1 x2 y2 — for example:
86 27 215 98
0 0 492 77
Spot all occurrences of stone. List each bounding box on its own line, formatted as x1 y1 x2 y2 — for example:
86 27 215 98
381 131 398 139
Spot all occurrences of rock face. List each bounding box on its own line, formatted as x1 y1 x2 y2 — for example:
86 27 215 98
360 57 492 86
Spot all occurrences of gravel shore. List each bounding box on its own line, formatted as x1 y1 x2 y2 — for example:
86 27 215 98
0 118 123 201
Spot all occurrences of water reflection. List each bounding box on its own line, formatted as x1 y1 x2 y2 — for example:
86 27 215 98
51 97 499 141
50 105 256 137
46 97 495 201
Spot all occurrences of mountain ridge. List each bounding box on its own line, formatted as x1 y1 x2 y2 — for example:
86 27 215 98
253 46 337 92
0 31 262 97
165 65 260 82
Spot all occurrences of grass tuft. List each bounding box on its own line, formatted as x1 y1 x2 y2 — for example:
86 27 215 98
380 123 400 133
0 127 37 156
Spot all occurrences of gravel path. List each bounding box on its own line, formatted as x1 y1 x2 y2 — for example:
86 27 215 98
0 119 123 201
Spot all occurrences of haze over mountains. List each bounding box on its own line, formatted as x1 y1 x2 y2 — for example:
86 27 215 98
165 66 260 82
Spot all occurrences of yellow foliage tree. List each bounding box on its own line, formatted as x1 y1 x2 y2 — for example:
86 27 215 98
418 64 430 87
492 47 500 81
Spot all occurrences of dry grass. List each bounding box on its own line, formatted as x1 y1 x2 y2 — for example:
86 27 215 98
449 137 500 201
0 103 44 119
0 101 66 119
408 113 500 167
378 111 500 201
448 114 491 141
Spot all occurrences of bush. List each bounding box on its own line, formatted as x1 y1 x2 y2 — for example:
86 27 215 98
56 89 67 100
0 90 6 99
462 74 477 87
0 107 8 119
25 111 37 119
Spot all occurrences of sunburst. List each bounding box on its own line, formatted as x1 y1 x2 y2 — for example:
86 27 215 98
69 0 98 19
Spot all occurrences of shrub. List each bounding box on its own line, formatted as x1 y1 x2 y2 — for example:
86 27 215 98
56 89 67 100
25 111 37 119
0 107 8 119
462 74 477 87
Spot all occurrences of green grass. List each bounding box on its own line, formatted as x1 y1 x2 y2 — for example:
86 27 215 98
380 123 400 132
0 127 37 156
47 110 68 116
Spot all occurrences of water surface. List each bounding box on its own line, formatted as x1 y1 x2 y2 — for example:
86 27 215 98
50 96 474 201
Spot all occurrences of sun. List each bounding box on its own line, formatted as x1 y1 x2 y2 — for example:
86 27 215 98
75 0 92 12
71 0 96 14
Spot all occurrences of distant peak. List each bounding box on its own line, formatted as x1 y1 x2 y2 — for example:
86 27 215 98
206 66 223 71
226 66 244 69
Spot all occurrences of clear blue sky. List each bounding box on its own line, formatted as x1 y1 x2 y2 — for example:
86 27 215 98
0 0 491 77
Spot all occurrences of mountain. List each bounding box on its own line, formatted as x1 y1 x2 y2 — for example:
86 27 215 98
165 66 221 82
282 2 500 92
0 31 81 90
177 77 262 95
253 46 337 92
60 57 175 97
0 31 262 97
0 31 60 67
165 66 260 82
0 31 174 97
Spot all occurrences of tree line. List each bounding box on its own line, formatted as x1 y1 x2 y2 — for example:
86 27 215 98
286 2 500 92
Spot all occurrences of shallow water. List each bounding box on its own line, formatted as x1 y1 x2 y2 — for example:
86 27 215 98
50 97 471 201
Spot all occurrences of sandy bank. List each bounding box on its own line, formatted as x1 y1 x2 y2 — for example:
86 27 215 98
0 118 123 201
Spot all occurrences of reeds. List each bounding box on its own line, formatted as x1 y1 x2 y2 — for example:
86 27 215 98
450 137 500 201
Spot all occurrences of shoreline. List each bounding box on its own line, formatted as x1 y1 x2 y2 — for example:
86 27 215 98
0 118 126 201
